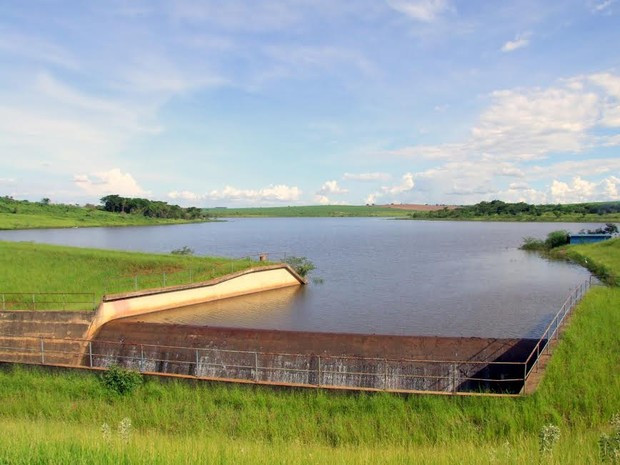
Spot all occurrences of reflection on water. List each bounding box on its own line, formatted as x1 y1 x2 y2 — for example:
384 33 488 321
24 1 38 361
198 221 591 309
0 218 597 337
125 286 304 327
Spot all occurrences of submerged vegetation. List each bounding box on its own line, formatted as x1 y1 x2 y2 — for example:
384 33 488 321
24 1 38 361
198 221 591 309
0 238 618 462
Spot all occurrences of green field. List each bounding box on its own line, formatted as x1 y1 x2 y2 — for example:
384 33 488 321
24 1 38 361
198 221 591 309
0 241 261 309
204 201 620 222
204 204 412 217
0 239 618 462
0 197 209 230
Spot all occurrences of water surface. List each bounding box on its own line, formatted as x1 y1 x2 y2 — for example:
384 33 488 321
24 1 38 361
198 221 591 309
0 218 594 337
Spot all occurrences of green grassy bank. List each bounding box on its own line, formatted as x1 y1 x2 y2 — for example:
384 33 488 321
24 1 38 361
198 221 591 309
0 241 260 308
0 197 209 230
0 240 618 463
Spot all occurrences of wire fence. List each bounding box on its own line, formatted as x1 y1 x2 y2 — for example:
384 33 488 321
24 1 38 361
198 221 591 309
0 278 591 395
0 293 97 311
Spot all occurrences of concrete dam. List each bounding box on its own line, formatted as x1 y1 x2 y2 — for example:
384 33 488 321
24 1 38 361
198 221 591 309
0 264 590 396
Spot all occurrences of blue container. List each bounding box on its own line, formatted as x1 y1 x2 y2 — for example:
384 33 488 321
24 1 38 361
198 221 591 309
569 234 612 244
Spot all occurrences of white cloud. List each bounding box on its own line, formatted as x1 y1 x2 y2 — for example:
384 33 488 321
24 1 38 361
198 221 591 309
207 184 301 202
0 30 79 69
343 172 391 181
588 73 620 127
501 33 531 53
168 190 200 201
388 73 618 165
549 176 619 203
74 169 148 197
314 194 330 205
590 0 616 13
0 178 16 184
317 180 348 195
366 172 415 204
383 172 415 194
386 0 450 22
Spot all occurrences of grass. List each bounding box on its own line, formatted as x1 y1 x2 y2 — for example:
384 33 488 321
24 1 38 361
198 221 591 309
0 241 262 309
0 238 618 462
204 205 412 217
205 204 620 222
553 237 620 286
0 200 208 230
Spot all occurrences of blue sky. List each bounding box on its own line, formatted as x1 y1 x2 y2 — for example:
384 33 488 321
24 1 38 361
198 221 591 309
0 0 619 206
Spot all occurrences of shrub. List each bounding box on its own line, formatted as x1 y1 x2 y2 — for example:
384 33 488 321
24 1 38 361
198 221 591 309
101 365 142 395
171 246 194 255
283 256 315 277
545 230 570 249
521 237 545 251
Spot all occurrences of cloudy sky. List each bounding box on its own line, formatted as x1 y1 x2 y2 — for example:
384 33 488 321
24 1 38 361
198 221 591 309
1 0 619 206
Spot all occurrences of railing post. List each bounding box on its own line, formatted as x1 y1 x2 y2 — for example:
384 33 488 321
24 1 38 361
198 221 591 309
32 294 36 311
40 337 45 364
384 359 388 390
254 352 259 382
163 272 166 287
195 349 200 377
140 345 145 372
535 344 539 371
134 276 138 291
317 356 321 387
89 342 93 367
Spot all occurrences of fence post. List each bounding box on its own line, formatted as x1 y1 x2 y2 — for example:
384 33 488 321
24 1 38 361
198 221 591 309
317 356 321 387
134 276 138 291
254 352 259 382
163 272 166 287
1 294 4 311
140 345 145 372
40 337 45 364
195 349 200 377
32 294 36 311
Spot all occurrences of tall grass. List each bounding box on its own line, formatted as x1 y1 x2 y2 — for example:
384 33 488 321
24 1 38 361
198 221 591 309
0 417 605 464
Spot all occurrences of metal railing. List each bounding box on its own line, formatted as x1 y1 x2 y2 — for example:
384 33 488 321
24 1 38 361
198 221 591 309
0 278 592 396
522 277 592 385
0 293 97 311
0 335 525 394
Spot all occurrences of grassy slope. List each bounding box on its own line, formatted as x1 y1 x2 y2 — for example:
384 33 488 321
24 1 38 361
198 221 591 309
0 201 206 230
204 204 620 222
0 240 618 462
204 205 411 217
0 241 260 308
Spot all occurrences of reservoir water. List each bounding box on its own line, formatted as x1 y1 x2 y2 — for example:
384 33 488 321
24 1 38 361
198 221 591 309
0 218 594 338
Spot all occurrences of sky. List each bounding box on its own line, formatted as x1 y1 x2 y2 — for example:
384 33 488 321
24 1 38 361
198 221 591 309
0 0 619 207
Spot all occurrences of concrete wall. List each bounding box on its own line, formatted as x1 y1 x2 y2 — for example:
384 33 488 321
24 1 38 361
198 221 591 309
91 322 536 394
85 264 304 340
0 311 93 365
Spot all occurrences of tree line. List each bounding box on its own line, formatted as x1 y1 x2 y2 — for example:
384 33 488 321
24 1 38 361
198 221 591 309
99 195 205 219
409 200 620 219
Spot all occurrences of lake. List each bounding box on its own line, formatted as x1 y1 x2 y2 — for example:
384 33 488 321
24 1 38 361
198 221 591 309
0 218 595 338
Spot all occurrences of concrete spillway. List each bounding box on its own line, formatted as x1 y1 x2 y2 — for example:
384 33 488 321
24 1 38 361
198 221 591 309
90 321 537 394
